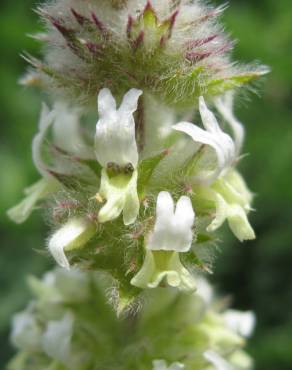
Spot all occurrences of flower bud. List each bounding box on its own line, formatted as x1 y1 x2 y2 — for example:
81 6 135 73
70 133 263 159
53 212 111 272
27 0 268 107
48 217 96 269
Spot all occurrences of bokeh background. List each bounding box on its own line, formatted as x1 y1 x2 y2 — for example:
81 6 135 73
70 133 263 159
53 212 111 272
1 0 292 368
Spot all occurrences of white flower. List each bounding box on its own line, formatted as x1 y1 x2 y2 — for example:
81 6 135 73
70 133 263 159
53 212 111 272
173 97 255 241
8 101 95 224
7 104 59 223
229 350 254 370
209 195 255 242
148 191 195 252
200 312 244 354
53 268 91 303
152 359 185 370
223 310 256 338
95 88 141 168
131 191 196 291
207 170 255 242
7 178 56 224
33 102 93 172
173 96 236 184
214 91 244 156
204 350 233 370
52 102 94 159
10 306 42 351
95 88 142 225
42 313 74 366
48 217 95 269
29 268 91 303
196 277 214 306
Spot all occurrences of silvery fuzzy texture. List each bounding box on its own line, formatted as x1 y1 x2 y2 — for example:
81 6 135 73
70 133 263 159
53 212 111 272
8 268 254 370
24 0 268 107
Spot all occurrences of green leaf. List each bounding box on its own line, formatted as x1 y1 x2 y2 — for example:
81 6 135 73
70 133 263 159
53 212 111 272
207 69 269 95
181 250 212 273
180 145 207 179
77 159 102 177
48 171 94 190
196 233 214 244
137 150 168 195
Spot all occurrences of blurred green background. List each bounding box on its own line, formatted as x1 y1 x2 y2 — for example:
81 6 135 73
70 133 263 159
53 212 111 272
1 0 292 369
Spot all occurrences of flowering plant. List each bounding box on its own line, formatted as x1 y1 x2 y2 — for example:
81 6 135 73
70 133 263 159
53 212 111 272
7 1 268 369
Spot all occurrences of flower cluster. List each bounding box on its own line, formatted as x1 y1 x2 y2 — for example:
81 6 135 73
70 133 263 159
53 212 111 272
8 268 255 370
23 0 268 107
8 83 256 309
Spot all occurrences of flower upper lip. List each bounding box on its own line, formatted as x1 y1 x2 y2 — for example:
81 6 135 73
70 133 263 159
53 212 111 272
95 88 142 169
214 91 245 156
173 95 237 184
147 191 195 253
